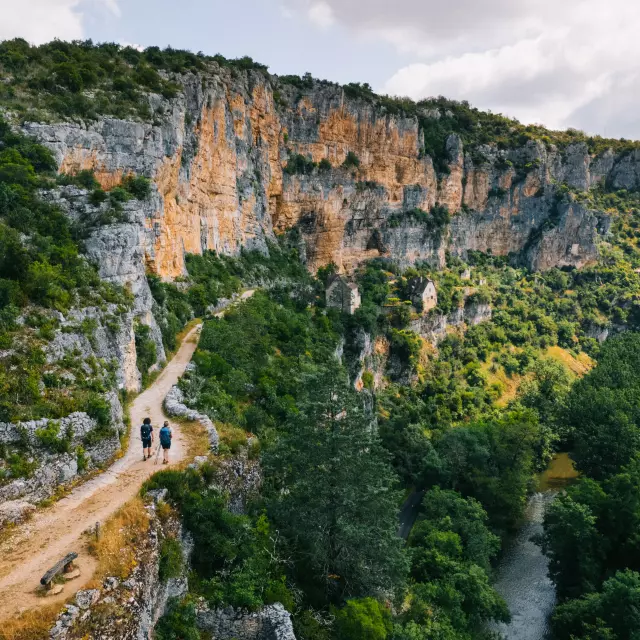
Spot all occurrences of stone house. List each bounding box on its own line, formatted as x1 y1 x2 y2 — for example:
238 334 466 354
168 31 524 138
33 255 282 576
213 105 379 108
326 275 361 315
407 276 437 312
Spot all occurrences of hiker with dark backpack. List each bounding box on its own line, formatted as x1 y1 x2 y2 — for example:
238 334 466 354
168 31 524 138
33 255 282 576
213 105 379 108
140 417 153 461
159 421 172 464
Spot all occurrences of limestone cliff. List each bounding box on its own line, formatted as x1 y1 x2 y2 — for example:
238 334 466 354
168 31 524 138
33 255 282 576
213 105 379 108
23 67 640 287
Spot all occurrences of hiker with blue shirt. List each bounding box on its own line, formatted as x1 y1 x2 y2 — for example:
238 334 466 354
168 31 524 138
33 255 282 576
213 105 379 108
160 421 172 464
140 417 153 461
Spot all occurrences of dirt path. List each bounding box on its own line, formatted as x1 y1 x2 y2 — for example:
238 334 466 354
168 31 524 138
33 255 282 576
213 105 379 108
0 290 256 618
0 323 204 617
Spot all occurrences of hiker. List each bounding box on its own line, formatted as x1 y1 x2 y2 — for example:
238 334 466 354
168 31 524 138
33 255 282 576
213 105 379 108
140 417 153 461
159 421 172 464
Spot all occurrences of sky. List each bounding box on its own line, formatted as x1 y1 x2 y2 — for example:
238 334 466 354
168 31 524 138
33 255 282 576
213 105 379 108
2 0 640 139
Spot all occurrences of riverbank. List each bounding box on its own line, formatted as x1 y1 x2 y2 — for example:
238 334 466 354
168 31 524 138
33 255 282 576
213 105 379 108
491 454 579 640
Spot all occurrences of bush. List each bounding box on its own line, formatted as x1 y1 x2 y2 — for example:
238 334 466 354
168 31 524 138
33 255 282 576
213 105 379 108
35 421 72 453
122 174 152 200
333 598 391 640
343 151 360 169
155 598 200 640
135 322 157 375
284 153 317 175
85 394 111 428
159 537 184 582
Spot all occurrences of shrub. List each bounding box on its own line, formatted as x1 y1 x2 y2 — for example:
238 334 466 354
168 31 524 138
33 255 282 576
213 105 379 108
122 174 152 200
35 420 72 453
284 153 317 175
76 446 88 473
159 537 184 582
155 597 201 640
333 598 391 640
84 394 112 428
135 322 157 375
343 151 360 169
318 158 332 172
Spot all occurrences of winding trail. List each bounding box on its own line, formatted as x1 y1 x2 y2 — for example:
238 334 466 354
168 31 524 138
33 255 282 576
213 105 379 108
0 323 204 617
0 290 255 618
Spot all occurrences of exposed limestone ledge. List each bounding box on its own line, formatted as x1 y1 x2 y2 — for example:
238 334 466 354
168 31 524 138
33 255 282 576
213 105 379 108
196 602 297 640
48 491 191 640
164 385 219 452
0 410 121 509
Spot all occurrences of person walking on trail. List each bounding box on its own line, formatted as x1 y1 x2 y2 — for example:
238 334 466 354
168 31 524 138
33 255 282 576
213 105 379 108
140 417 154 461
159 421 172 464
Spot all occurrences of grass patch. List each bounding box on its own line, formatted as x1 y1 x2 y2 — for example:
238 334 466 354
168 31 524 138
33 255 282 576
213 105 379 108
545 346 594 377
87 497 150 583
0 603 62 640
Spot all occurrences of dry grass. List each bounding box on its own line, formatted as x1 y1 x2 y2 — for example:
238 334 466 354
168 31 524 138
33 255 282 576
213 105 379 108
86 497 150 585
174 416 211 463
171 318 202 354
546 346 594 377
480 361 525 407
0 603 62 640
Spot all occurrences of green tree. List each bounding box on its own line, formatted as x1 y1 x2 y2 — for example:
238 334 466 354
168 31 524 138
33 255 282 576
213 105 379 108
264 364 408 601
333 598 392 640
518 358 571 445
552 570 640 640
566 333 640 479
542 493 605 600
417 488 500 573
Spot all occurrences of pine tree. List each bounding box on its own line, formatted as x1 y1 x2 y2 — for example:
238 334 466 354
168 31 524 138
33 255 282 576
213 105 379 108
263 363 407 602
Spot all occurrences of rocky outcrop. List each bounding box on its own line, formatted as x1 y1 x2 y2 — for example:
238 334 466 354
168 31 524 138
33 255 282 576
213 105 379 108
48 491 190 640
164 384 219 452
411 298 493 346
23 70 637 290
196 603 296 640
210 448 262 515
0 409 121 508
44 185 166 378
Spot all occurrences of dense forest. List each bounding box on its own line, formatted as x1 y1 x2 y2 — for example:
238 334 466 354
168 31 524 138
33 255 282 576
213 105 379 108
144 243 640 640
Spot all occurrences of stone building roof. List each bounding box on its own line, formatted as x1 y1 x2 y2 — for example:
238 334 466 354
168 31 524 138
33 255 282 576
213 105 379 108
407 276 435 296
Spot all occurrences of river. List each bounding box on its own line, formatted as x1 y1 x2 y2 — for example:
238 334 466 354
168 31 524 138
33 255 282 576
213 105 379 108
491 453 578 640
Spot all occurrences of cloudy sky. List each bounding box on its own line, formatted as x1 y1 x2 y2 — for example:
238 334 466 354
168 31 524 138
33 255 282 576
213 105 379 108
2 0 639 139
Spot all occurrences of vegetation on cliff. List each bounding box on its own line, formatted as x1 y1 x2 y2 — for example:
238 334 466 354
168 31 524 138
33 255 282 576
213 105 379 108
4 36 640 640
0 119 130 425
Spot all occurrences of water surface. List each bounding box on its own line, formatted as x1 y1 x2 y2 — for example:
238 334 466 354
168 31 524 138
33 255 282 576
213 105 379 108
491 454 578 640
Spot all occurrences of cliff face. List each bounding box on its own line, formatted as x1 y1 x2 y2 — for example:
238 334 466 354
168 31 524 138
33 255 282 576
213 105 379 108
23 69 640 285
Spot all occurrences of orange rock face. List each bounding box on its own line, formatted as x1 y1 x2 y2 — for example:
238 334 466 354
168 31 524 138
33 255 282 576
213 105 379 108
146 84 283 278
59 149 126 190
48 73 606 279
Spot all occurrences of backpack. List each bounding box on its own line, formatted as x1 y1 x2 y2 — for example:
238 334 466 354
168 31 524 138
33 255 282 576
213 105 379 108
140 424 152 440
160 427 171 446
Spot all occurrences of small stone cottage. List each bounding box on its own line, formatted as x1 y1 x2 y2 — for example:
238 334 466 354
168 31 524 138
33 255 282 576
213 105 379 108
407 276 437 312
326 275 361 315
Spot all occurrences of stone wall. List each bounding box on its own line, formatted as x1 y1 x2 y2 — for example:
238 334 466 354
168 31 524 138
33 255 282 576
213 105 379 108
164 384 219 452
410 299 493 346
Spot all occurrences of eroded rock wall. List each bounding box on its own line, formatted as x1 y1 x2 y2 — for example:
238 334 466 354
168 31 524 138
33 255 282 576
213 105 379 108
24 69 640 284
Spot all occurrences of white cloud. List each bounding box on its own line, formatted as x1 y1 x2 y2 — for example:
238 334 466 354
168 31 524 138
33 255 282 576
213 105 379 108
308 2 334 29
0 0 120 45
284 0 640 137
